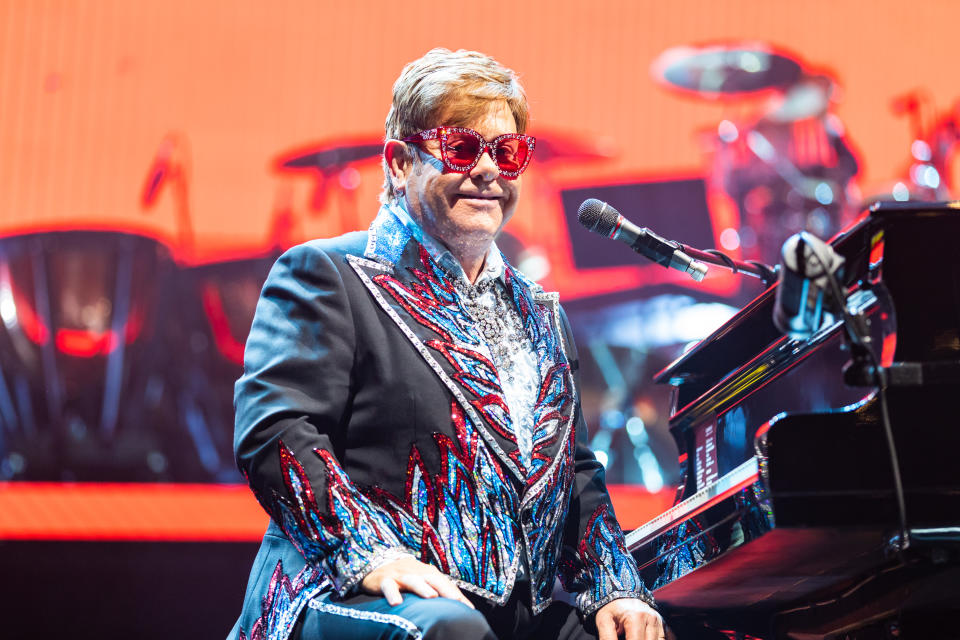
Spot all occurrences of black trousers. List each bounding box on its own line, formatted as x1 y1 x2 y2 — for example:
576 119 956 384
293 582 599 640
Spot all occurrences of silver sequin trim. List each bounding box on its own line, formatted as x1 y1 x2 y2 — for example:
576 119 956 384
349 255 391 273
450 568 518 605
267 582 329 640
338 546 418 596
307 599 423 639
521 292 576 508
577 590 657 618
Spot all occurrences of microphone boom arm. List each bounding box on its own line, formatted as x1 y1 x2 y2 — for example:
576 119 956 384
575 197 777 286
676 243 779 286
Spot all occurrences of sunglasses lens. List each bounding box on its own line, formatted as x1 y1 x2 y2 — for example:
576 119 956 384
494 138 529 173
438 130 532 176
443 133 482 167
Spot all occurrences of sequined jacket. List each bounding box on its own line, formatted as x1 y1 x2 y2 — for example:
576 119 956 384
229 210 652 640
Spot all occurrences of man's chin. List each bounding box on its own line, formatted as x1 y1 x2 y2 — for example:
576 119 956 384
436 220 503 252
453 218 503 239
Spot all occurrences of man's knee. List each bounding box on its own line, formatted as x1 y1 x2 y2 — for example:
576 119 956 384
414 597 494 640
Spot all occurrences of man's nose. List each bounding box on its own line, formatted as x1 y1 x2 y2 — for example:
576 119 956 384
470 146 500 181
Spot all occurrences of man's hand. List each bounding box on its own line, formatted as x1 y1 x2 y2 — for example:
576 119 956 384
360 556 475 609
595 598 665 640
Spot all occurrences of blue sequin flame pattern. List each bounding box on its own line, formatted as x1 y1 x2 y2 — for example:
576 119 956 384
564 504 653 610
368 401 520 597
373 246 523 466
273 441 405 594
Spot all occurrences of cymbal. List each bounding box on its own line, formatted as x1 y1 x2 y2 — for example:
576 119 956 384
531 129 616 163
652 43 803 96
276 140 383 173
763 75 833 122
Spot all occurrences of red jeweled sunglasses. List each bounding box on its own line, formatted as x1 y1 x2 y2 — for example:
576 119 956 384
403 127 536 179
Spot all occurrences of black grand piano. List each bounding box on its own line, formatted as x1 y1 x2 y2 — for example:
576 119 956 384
627 202 960 639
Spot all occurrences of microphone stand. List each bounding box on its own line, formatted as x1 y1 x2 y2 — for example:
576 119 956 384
675 243 779 286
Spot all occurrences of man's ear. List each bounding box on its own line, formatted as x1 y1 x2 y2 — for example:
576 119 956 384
384 140 412 195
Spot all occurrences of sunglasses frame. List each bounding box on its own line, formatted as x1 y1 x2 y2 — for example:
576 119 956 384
403 127 536 179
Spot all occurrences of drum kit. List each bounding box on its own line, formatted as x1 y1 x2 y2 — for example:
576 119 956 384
0 231 187 481
0 129 400 482
0 228 284 483
650 42 958 267
886 88 959 202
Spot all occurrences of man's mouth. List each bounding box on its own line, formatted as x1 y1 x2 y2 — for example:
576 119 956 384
456 193 501 201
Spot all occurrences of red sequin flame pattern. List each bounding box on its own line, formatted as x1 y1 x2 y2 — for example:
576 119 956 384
239 560 326 640
367 400 520 596
273 441 405 594
373 246 523 467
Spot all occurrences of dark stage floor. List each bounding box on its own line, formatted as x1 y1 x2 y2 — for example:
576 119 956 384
0 540 260 639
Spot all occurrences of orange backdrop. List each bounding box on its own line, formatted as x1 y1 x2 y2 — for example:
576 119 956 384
3 0 958 266
2 0 959 538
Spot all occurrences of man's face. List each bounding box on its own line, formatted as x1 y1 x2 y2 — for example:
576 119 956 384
403 101 522 259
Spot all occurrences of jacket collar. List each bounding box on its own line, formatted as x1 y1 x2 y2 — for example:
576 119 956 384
366 201 505 287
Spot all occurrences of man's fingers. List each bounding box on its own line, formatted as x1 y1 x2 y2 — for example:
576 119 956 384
380 577 403 606
645 615 664 640
396 573 440 599
595 610 618 640
622 613 643 640
423 573 475 609
363 558 476 610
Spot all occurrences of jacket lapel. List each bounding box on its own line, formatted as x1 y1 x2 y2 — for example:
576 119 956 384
349 209 575 489
503 266 576 491
348 236 525 483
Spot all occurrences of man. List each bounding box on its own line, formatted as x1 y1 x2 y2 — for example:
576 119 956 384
230 48 665 640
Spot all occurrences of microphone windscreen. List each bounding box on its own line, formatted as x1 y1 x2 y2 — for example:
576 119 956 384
577 198 619 237
771 232 843 339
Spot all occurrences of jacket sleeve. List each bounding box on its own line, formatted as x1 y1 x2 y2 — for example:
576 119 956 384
555 307 656 616
234 243 411 596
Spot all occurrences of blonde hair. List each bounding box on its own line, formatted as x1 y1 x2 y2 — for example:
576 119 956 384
381 48 529 204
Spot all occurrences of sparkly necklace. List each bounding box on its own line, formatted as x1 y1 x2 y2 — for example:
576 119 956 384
454 278 528 370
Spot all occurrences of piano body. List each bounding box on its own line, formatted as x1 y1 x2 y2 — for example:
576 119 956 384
626 202 960 639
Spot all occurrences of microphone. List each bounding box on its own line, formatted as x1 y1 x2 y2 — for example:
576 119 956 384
577 199 708 282
772 231 845 340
